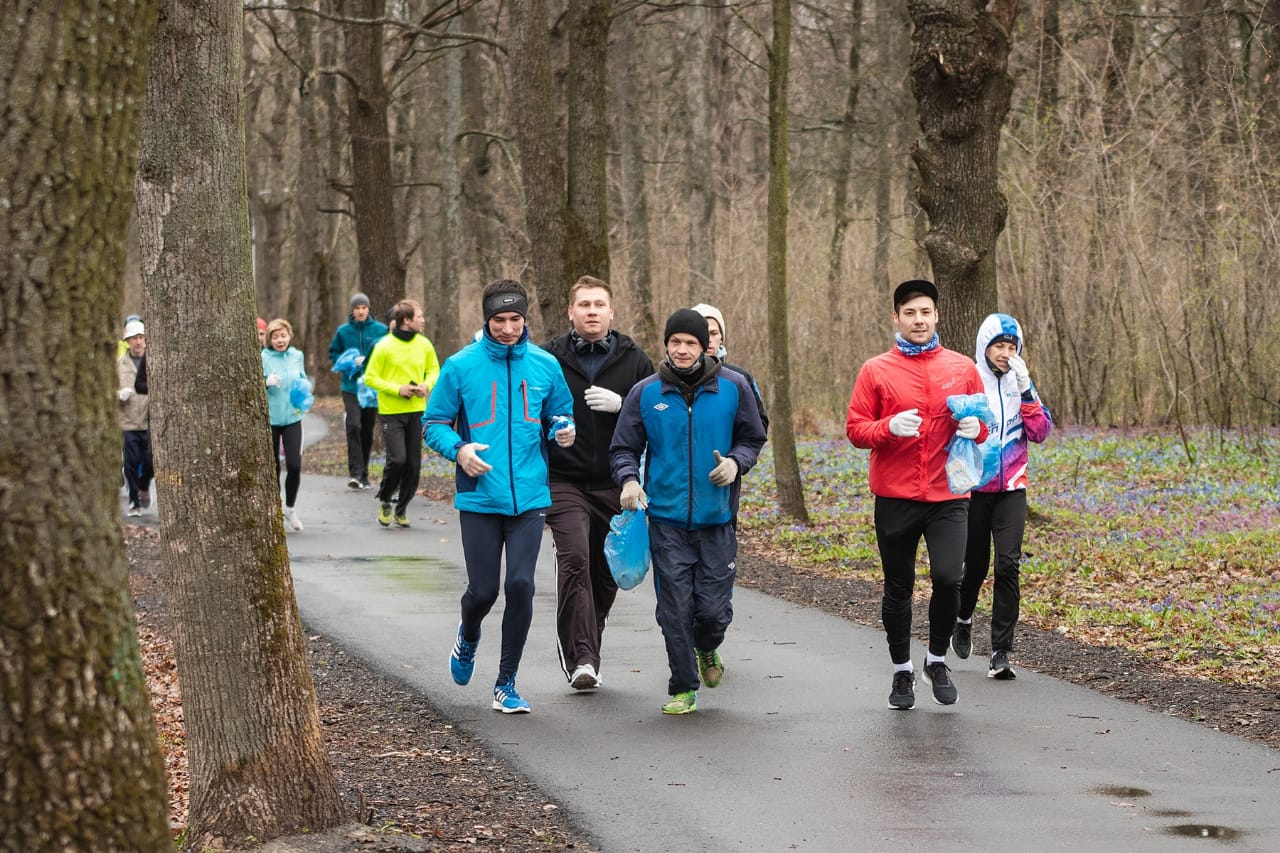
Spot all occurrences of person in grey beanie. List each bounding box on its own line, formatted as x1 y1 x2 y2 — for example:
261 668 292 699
329 292 389 489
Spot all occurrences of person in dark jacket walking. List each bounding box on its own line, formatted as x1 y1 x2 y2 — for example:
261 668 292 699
543 276 655 691
610 309 767 716
329 292 389 489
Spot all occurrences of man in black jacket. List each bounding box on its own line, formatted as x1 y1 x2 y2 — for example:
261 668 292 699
543 276 655 690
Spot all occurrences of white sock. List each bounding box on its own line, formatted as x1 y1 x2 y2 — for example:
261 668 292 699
893 661 913 674
957 617 973 625
925 652 947 667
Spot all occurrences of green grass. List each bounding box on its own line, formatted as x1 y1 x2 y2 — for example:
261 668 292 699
739 427 1280 686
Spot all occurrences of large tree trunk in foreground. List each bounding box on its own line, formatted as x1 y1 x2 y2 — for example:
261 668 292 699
564 0 612 291
0 3 171 850
907 0 1016 344
136 0 346 847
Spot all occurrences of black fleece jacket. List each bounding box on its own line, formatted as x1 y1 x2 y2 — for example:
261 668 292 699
542 331 655 490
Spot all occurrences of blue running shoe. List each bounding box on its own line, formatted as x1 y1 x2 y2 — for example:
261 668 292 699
492 676 531 713
449 624 479 685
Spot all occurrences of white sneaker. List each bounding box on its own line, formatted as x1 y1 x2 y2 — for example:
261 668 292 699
127 503 142 518
284 507 304 532
570 663 600 690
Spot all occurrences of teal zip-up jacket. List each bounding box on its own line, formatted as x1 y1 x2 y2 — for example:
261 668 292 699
328 313 388 394
424 328 575 515
262 346 307 426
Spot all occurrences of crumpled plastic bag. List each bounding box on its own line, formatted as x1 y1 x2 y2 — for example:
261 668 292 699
332 347 362 378
604 508 651 591
945 393 997 494
356 376 378 409
290 376 315 413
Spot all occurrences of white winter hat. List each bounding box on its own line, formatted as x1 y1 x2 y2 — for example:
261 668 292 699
691 303 726 339
123 320 145 339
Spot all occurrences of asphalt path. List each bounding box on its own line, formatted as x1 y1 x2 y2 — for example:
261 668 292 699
129 416 1280 851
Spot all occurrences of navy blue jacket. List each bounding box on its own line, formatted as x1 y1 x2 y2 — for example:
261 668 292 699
610 358 766 529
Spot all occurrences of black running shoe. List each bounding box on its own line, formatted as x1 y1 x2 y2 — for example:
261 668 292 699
952 620 972 659
988 650 1017 680
888 671 916 710
921 661 958 705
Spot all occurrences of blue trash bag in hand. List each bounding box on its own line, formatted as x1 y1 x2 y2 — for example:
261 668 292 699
944 393 997 494
290 376 315 413
546 415 572 441
356 376 378 408
331 347 362 377
604 508 651 591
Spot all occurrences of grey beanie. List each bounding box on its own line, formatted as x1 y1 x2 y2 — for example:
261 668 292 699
350 292 371 309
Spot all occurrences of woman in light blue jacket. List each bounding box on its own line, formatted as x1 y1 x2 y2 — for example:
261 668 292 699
263 318 308 532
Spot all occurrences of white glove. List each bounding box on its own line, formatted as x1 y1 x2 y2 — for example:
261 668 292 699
709 450 739 486
956 416 982 440
1006 354 1032 393
354 356 365 367
554 422 576 447
620 480 647 511
583 385 622 413
117 387 134 402
888 408 922 437
456 443 493 476
265 374 281 387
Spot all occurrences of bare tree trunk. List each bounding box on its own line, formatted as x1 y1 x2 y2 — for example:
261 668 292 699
343 0 406 313
0 4 171 848
136 1 346 846
509 0 567 331
565 0 611 287
767 0 808 523
684 3 716 300
614 7 659 352
294 4 341 394
907 0 1017 345
460 3 501 286
434 14 464 355
826 0 864 321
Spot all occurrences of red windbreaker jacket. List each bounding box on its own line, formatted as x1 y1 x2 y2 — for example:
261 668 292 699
845 345 989 502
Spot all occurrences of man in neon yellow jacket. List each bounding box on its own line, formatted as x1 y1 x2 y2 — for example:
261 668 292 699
362 299 440 528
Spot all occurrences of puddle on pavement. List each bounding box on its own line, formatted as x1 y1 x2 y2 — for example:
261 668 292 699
348 555 456 594
1149 808 1193 817
1163 825 1241 842
1092 785 1151 798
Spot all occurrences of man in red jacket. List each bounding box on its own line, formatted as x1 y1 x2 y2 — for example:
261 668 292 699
846 279 989 710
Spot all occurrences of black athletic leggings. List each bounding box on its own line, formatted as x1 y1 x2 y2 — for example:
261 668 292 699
271 420 302 507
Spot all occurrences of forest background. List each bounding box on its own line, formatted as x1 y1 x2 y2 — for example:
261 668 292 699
117 0 1280 433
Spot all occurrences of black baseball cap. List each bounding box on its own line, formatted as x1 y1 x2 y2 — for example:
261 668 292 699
893 279 939 310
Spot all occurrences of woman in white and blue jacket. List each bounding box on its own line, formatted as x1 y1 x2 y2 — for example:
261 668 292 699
953 313 1053 680
262 318 308 532
425 281 576 715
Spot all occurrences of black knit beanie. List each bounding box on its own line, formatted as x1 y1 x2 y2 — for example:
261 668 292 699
664 308 710 351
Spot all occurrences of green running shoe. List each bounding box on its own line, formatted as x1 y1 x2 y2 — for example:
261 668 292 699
662 690 697 715
696 648 724 688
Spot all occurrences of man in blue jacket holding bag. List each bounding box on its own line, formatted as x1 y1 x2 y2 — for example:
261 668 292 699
609 308 767 715
425 280 576 714
328 292 388 489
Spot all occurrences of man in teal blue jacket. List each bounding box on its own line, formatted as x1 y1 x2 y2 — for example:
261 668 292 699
609 308 767 715
328 293 388 489
425 280 576 714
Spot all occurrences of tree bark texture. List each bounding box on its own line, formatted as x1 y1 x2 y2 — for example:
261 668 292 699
766 0 808 524
683 4 717 301
136 1 346 847
509 0 568 331
0 3 172 850
342 0 406 314
434 15 464 355
564 0 611 292
613 7 658 353
826 0 864 326
907 0 1016 345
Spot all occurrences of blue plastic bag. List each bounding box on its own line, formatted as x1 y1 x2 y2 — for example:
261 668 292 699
604 508 651 591
546 415 572 441
944 393 996 494
331 347 362 377
290 376 315 413
356 376 378 408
